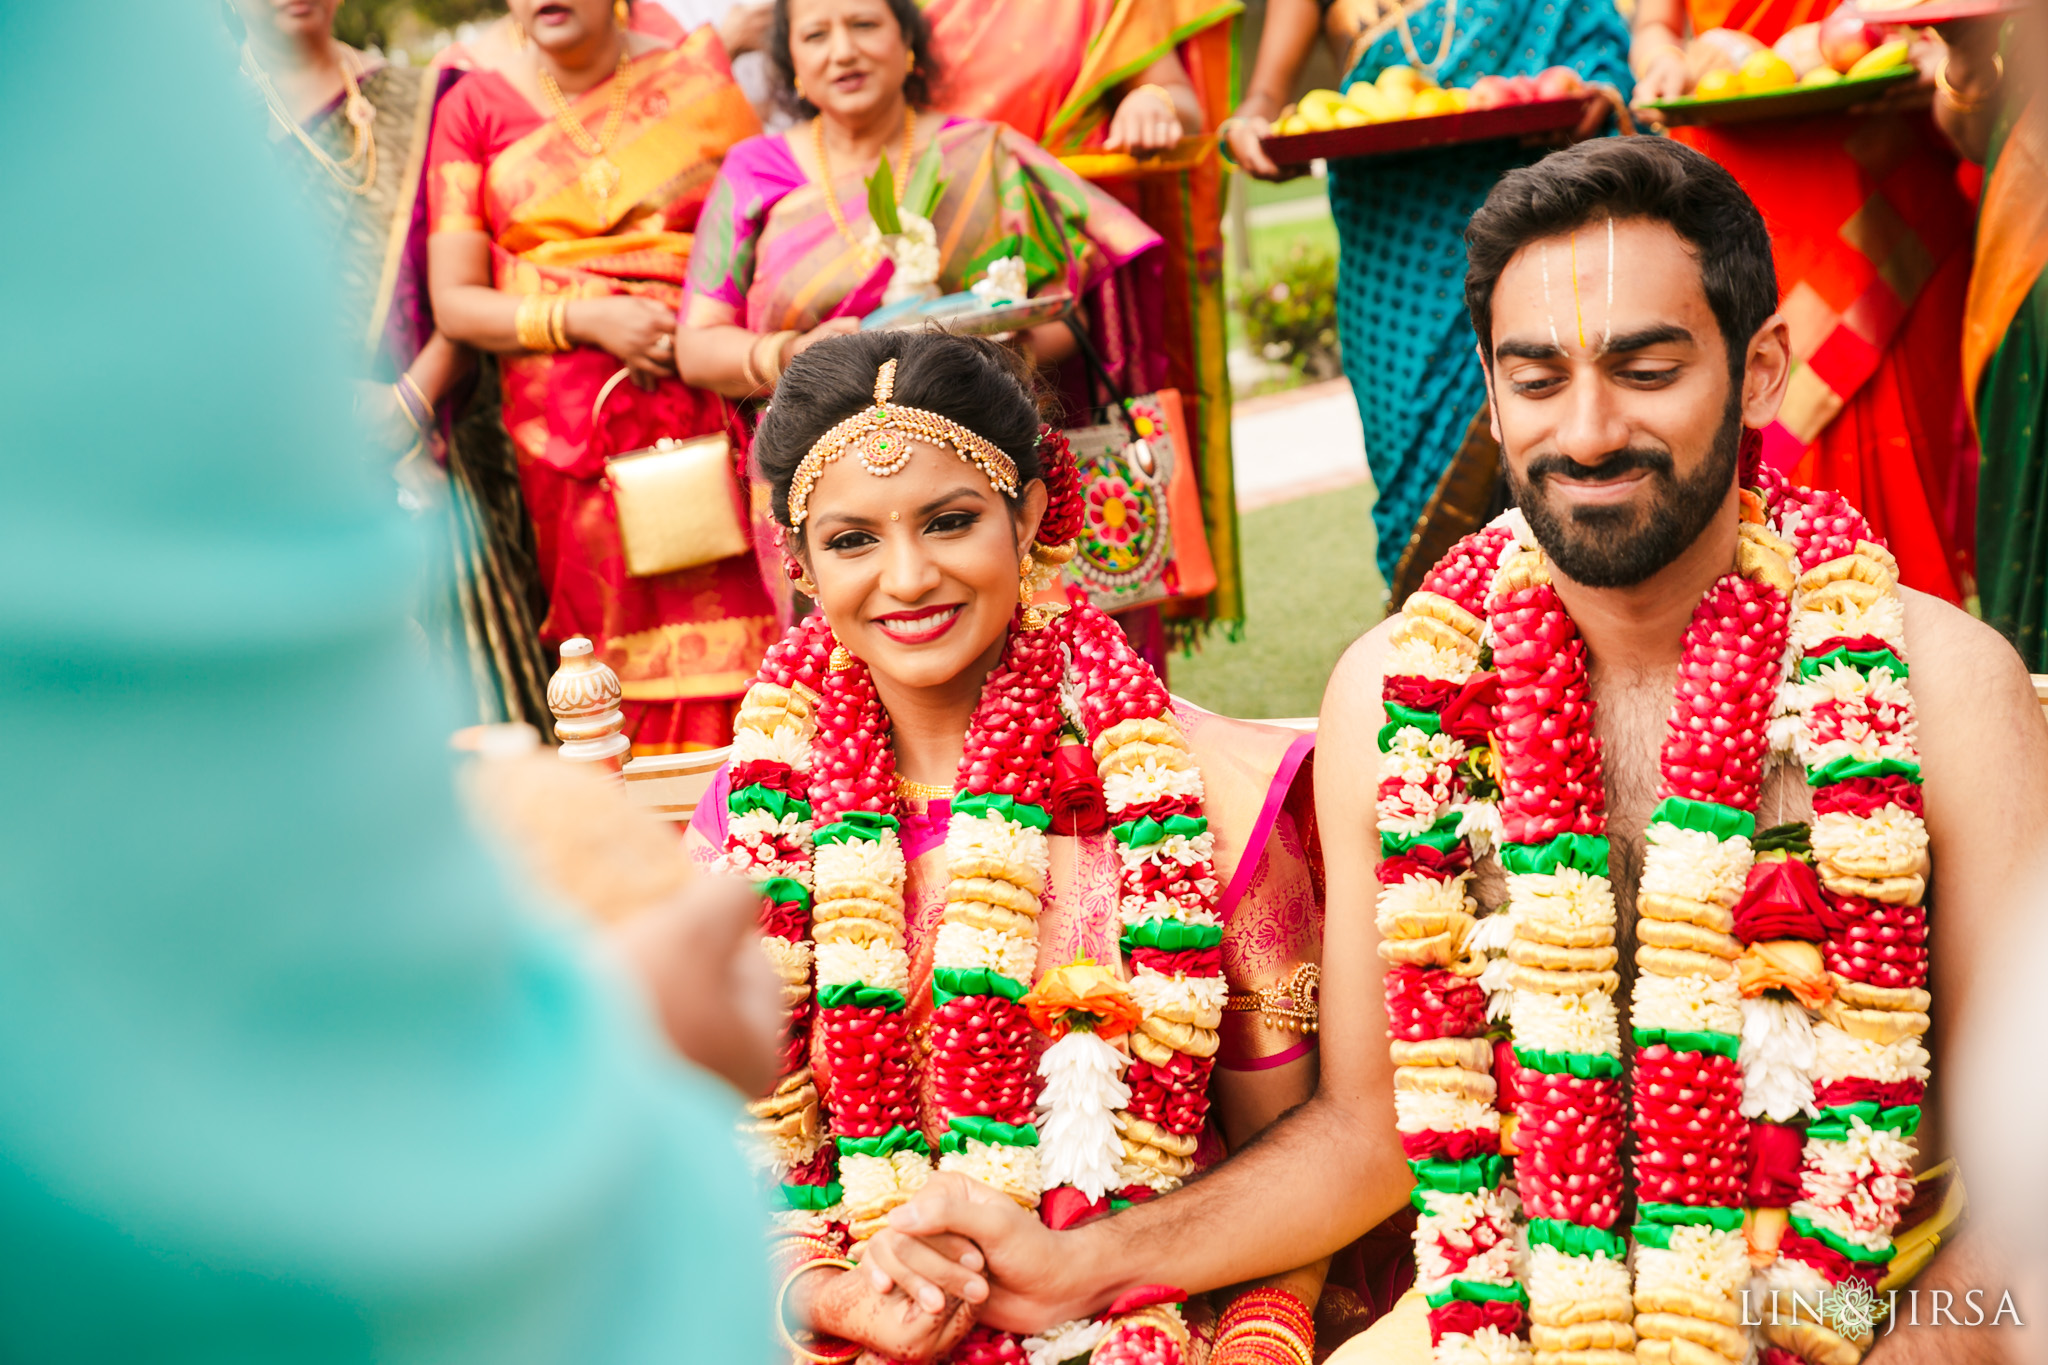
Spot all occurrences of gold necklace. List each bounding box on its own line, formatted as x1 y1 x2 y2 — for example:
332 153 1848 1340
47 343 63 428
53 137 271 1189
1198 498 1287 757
1393 0 1459 83
895 774 955 802
537 46 635 207
815 105 919 251
245 42 378 196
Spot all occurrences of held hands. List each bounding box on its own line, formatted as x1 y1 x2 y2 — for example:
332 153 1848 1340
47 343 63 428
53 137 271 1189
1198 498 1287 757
865 1171 1095 1334
576 295 679 379
801 1263 979 1362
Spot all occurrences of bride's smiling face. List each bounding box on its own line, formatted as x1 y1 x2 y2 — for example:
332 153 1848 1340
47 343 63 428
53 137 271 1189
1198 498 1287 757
801 440 1047 694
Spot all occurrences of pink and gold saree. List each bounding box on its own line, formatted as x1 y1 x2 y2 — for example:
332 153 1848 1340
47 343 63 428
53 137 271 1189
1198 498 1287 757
687 116 1167 399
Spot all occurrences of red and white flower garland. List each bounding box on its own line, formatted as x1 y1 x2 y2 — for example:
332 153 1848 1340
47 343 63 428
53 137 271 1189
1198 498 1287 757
724 429 1214 1364
1376 525 1531 1363
1387 457 1931 1365
1750 470 1930 1365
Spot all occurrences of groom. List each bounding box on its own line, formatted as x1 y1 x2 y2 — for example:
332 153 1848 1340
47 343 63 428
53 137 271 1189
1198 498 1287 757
868 137 2047 1363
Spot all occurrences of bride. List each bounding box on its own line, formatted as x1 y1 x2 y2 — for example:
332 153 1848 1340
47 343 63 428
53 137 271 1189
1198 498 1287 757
683 331 1331 1363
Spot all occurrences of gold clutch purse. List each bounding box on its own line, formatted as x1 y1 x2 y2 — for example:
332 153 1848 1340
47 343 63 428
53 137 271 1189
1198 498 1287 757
596 369 753 578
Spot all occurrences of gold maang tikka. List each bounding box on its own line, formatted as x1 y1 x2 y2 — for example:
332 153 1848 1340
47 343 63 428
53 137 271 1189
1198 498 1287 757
786 359 1021 529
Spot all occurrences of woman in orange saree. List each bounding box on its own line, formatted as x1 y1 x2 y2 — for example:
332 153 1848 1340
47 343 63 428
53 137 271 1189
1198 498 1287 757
1632 0 1978 602
922 0 1247 642
427 0 776 754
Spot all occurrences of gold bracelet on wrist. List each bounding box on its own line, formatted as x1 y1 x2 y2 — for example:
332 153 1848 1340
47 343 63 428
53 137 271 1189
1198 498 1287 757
745 329 777 391
514 294 550 353
775 1258 861 1364
762 329 799 388
548 297 572 352
1132 81 1177 114
1935 51 2003 113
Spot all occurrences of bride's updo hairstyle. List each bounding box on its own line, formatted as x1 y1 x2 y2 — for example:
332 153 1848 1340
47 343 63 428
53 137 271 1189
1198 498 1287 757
753 330 1049 542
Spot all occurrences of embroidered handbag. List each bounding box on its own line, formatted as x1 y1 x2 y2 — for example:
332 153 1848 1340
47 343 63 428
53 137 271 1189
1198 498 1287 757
595 368 752 578
1060 328 1217 613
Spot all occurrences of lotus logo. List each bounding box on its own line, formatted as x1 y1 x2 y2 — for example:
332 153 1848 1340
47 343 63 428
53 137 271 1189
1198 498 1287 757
1817 1280 1883 1339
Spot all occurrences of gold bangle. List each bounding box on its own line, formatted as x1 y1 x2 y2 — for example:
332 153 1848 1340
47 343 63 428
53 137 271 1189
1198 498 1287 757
396 372 432 427
514 295 548 352
549 297 572 353
775 1258 861 1364
1132 81 1177 114
744 329 774 390
390 383 425 435
1935 50 2002 113
762 329 799 388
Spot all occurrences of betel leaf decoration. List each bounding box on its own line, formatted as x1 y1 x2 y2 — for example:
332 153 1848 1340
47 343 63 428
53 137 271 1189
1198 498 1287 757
902 139 949 221
865 162 902 236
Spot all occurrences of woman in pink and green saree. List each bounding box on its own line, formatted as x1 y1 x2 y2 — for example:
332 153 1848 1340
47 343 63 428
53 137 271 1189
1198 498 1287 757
672 0 1168 422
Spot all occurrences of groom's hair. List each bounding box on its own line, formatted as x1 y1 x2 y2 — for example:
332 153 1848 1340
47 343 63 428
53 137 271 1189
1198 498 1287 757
1464 138 1777 380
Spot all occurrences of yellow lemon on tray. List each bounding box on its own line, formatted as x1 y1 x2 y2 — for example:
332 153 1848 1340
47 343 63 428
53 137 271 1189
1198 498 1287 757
1333 104 1370 127
1846 38 1910 79
1800 66 1844 85
1345 83 1394 120
1738 48 1798 92
1410 87 1462 117
1693 68 1743 100
1297 89 1347 129
1378 64 1426 96
1274 113 1311 135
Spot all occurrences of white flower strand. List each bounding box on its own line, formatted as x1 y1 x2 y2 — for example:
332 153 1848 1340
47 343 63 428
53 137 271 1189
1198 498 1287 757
1034 1030 1131 1202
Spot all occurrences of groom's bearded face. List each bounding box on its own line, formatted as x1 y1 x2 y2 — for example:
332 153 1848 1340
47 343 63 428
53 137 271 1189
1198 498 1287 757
1486 218 1745 589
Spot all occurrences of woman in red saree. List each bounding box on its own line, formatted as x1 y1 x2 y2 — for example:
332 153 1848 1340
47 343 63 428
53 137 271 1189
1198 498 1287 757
427 0 775 753
1632 1 1978 602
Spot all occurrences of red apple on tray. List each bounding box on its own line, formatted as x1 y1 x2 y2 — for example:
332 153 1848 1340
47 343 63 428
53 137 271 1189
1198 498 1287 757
1773 21 1828 76
1819 3 1886 71
1535 65 1586 98
1468 74 1517 109
1505 74 1542 103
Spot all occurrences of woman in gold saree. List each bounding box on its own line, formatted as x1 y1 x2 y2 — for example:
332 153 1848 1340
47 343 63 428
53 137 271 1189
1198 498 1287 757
427 0 775 753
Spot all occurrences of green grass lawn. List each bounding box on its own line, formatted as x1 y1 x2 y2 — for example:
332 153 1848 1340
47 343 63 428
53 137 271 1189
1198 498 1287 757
1172 480 1386 720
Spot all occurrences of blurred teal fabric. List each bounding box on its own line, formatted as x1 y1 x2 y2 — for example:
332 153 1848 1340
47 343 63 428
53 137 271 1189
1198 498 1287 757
0 6 770 1361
